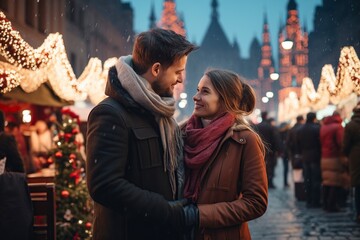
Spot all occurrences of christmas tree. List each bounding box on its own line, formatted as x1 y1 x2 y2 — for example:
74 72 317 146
50 108 93 239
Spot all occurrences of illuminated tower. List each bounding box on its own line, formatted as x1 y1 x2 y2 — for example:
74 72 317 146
278 0 308 102
149 2 157 29
157 0 185 36
157 0 186 104
258 13 276 114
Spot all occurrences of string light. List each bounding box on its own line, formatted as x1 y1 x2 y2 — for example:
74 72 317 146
279 46 360 122
0 11 110 103
1 10 359 111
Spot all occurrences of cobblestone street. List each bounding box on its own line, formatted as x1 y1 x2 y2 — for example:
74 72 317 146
249 159 360 240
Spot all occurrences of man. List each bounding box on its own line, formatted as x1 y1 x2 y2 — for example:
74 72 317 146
297 112 322 208
86 29 198 240
255 112 281 188
287 115 305 169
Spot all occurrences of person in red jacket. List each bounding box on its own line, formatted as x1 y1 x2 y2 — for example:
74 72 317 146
320 111 347 212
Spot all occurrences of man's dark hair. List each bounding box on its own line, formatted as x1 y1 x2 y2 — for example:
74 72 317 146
296 115 304 122
306 112 316 123
261 111 268 120
132 28 198 75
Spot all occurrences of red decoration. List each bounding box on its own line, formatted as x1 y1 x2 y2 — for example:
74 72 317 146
64 133 73 141
72 128 79 134
61 108 80 123
55 151 63 158
61 190 70 198
85 222 92 229
69 153 77 160
47 157 54 164
70 169 81 185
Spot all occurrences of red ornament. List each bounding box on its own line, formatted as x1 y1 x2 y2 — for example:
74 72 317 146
47 157 54 164
72 128 79 134
55 151 63 158
69 153 77 159
85 222 92 229
61 190 70 198
65 133 73 139
70 169 81 184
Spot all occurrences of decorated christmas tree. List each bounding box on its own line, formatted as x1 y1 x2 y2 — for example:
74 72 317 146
50 108 92 239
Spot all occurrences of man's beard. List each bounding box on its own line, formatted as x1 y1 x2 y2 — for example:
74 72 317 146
151 80 173 98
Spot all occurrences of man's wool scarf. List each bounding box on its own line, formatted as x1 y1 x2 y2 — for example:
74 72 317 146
115 56 182 197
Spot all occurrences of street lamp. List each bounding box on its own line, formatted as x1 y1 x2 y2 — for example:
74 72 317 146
281 39 293 50
270 72 279 80
266 91 274 98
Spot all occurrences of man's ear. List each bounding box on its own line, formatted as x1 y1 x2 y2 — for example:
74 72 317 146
151 62 161 77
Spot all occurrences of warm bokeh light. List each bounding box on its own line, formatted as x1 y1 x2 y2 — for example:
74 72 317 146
281 39 294 50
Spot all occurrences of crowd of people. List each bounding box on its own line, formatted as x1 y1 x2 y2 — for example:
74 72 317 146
1 28 360 239
257 105 360 223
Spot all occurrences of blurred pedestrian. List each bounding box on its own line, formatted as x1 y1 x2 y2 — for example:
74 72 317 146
343 102 360 221
30 120 52 171
6 121 31 173
0 110 25 173
287 115 305 169
183 69 268 239
320 111 347 212
255 111 281 188
279 122 291 187
297 112 322 208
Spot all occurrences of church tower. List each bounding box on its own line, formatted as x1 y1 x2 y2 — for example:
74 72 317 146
278 0 308 102
157 0 185 36
149 2 157 29
258 13 276 113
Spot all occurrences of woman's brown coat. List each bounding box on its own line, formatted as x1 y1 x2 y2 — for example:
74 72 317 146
184 124 268 240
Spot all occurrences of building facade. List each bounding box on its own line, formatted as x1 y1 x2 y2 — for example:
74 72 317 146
0 0 134 122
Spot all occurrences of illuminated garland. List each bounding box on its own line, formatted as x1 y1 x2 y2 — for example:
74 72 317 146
279 46 360 122
0 11 108 104
1 10 359 110
0 68 22 93
0 11 52 69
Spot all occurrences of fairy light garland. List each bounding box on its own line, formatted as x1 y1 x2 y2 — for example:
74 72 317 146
0 69 22 93
0 11 50 69
279 46 360 122
2 11 358 109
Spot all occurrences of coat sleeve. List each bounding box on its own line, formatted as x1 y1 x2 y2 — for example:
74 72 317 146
198 132 268 228
86 104 171 222
342 124 352 156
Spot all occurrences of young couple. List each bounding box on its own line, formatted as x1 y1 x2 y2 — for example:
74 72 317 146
86 28 268 240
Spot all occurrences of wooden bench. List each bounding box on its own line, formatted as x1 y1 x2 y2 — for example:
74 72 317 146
28 182 56 240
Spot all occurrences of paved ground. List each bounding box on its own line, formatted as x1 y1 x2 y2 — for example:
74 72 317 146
248 159 360 240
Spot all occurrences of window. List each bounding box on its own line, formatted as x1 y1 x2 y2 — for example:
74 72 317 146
67 0 75 23
38 0 46 33
0 0 9 11
25 0 36 27
70 52 77 75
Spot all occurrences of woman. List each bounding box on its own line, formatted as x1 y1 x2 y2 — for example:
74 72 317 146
320 111 347 212
182 69 268 239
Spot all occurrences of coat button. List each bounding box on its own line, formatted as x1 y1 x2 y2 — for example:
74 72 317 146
239 138 244 142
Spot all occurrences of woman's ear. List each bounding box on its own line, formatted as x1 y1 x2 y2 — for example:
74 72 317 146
151 62 161 77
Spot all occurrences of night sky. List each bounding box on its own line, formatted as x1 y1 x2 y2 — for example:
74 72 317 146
127 0 322 58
